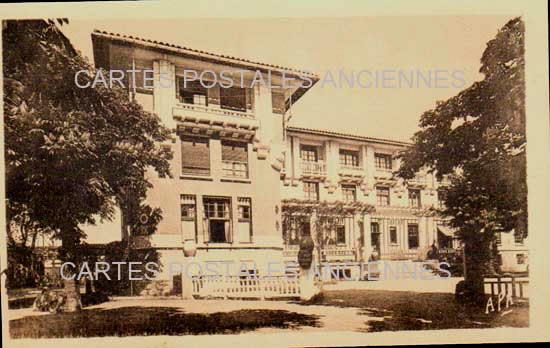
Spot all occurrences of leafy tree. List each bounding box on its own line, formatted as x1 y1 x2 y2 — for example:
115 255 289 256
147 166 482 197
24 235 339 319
3 19 173 310
397 17 526 303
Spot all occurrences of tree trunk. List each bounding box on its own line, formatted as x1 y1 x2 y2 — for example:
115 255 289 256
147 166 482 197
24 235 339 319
60 232 82 312
461 235 491 304
64 278 82 311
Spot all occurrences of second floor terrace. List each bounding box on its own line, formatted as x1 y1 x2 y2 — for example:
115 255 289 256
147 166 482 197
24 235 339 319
91 30 319 133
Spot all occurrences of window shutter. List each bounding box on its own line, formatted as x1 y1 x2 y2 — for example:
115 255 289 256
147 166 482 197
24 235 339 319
221 141 247 162
181 137 210 173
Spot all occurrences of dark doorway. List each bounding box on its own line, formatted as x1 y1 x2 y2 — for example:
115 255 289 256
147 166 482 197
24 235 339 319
210 220 227 243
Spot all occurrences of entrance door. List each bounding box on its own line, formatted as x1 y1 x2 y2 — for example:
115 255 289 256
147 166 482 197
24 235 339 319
203 196 232 243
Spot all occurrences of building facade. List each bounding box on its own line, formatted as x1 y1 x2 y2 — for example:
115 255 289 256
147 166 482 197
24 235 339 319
279 127 458 276
89 31 527 288
91 30 319 282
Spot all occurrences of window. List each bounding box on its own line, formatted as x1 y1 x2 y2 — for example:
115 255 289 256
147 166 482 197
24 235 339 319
181 136 210 176
336 225 346 245
181 195 196 241
389 226 398 244
375 153 392 170
514 231 524 244
339 149 359 167
376 186 390 206
178 78 208 106
408 224 419 249
342 184 357 202
300 145 320 162
203 197 232 243
236 198 252 243
303 181 319 201
371 222 380 249
221 140 248 178
408 189 421 208
516 254 526 265
283 217 304 246
220 86 247 111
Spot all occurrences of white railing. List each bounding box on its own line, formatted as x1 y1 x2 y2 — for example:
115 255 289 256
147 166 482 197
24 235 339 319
301 161 327 176
175 102 255 120
340 165 362 171
322 247 355 259
192 275 300 299
283 244 299 257
485 276 529 299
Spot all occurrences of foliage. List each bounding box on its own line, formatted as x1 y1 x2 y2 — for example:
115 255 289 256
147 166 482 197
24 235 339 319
396 18 526 301
3 19 172 259
92 241 162 296
3 19 173 309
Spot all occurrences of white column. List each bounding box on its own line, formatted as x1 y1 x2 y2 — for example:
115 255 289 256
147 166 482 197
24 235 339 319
283 135 293 183
325 140 339 193
292 135 301 184
253 84 274 159
362 214 373 262
365 145 375 188
419 216 427 260
153 60 176 130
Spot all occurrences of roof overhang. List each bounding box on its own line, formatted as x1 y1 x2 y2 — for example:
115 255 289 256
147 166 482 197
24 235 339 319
91 30 319 110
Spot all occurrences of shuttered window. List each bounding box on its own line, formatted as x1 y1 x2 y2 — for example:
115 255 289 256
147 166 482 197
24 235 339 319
222 141 248 178
181 137 210 176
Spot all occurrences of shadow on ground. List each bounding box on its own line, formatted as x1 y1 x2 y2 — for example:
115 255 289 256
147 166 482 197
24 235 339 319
10 306 322 338
299 290 529 332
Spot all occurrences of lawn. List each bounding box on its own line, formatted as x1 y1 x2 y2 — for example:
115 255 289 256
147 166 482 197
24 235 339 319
9 307 321 338
302 290 529 332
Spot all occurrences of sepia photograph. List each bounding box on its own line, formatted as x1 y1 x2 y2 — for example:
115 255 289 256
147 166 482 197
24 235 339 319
1 1 549 347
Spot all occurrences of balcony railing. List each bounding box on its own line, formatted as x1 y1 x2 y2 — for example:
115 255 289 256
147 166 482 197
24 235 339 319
301 161 327 176
340 165 362 170
175 102 255 120
322 246 355 258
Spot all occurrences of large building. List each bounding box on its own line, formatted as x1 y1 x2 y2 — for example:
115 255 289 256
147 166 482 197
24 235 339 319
91 30 319 283
89 30 528 289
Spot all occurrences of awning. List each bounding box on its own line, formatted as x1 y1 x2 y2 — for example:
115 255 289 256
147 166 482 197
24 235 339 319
437 225 455 237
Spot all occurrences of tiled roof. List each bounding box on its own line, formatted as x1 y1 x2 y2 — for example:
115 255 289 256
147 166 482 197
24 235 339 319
286 126 412 147
92 29 319 79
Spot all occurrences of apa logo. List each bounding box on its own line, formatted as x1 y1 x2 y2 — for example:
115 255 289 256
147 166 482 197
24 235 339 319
485 291 514 314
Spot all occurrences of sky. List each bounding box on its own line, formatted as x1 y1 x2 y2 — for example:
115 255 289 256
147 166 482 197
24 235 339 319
61 16 512 142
